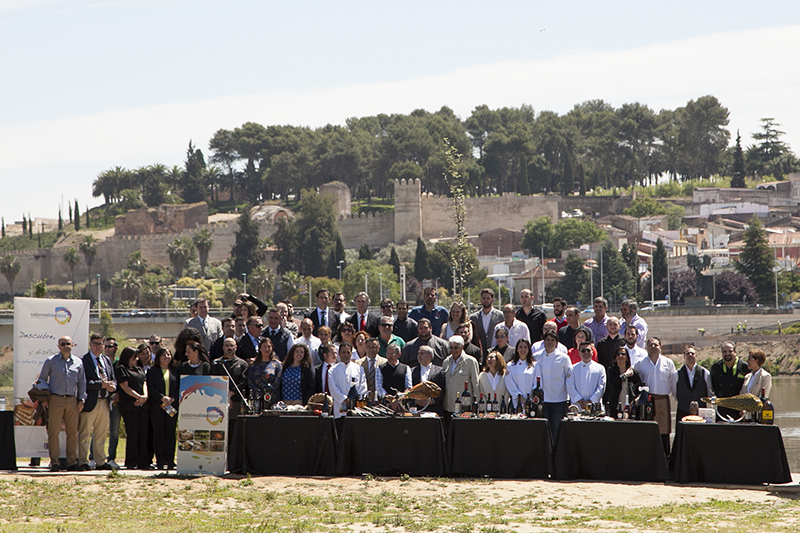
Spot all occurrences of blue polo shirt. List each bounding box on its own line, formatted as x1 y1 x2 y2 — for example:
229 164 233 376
408 305 449 335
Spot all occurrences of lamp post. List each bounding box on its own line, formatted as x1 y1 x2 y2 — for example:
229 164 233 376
67 281 73 299
242 273 247 295
379 273 383 301
97 274 101 319
337 260 344 280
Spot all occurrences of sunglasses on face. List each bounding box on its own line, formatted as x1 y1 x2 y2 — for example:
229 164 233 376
59 342 72 347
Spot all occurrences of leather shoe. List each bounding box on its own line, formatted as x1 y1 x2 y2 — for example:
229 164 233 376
97 463 116 471
66 464 82 471
49 464 61 472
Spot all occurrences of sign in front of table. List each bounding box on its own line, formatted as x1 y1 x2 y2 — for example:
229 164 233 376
177 375 229 476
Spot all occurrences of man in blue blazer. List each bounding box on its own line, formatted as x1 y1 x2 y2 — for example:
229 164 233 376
78 333 117 470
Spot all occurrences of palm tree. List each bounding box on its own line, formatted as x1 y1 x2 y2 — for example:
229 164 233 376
0 255 21 296
281 271 303 301
79 235 97 297
111 269 141 305
203 165 223 204
62 247 81 298
192 229 214 278
126 251 149 276
249 265 275 302
167 237 195 278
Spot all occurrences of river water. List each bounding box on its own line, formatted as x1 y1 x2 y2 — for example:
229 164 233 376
2 378 799 472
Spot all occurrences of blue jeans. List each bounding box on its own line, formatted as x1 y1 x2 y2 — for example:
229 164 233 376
107 402 121 461
543 401 568 445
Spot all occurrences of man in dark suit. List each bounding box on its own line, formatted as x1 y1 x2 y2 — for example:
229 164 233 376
78 333 117 470
314 344 338 395
263 307 294 362
304 289 341 337
411 345 445 416
400 319 449 367
357 337 387 398
469 288 504 357
210 317 235 361
347 291 380 337
236 316 263 363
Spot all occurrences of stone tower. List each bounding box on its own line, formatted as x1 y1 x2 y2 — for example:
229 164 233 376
393 178 422 244
319 181 351 218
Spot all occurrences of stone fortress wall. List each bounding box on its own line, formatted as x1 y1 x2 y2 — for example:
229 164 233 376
0 180 632 296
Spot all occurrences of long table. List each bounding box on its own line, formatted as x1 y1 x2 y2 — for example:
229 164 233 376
229 415 337 476
0 412 15 470
670 422 792 485
449 418 552 478
553 419 669 481
336 417 447 476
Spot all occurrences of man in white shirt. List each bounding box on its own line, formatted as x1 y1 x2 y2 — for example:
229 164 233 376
295 318 322 366
538 331 572 444
532 321 568 362
620 299 648 349
378 343 413 396
357 337 386 399
566 342 607 411
492 304 531 350
624 326 648 368
634 336 677 456
329 343 367 422
469 288 504 358
674 346 713 425
441 336 480 417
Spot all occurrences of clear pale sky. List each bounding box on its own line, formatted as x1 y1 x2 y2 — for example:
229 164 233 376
2 1 799 226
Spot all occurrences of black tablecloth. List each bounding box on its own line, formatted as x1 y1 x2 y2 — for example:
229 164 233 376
671 422 792 485
449 418 552 478
337 417 447 476
229 415 337 476
553 419 669 481
0 412 16 470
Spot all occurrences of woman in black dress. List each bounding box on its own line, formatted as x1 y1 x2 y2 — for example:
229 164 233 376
116 347 151 470
179 341 211 376
604 346 642 418
147 347 180 470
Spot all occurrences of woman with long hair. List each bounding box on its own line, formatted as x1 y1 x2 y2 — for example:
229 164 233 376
478 351 509 408
179 341 211 375
247 337 283 399
604 346 642 417
116 347 150 470
275 344 315 405
441 301 468 339
352 331 369 361
505 338 540 410
146 347 179 470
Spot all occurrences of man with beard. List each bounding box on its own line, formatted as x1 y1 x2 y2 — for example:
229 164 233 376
621 325 647 369
633 337 677 456
516 289 547 343
470 288 504 358
583 296 610 342
557 307 584 350
710 341 749 420
409 287 449 335
400 319 449 367
620 299 648 349
596 316 624 369
211 338 248 443
548 297 568 332
457 323 482 362
332 292 350 323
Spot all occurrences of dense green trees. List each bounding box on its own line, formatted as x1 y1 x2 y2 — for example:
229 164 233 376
521 216 605 258
734 216 775 301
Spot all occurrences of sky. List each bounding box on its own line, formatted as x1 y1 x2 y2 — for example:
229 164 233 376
2 1 800 227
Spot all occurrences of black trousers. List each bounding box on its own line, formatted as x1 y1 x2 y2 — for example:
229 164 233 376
121 407 150 469
150 406 177 468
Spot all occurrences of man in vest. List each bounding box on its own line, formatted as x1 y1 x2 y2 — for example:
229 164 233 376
675 346 713 425
378 343 412 396
263 308 294 362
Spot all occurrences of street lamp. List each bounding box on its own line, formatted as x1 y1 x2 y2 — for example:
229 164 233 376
97 274 101 318
337 260 344 280
242 273 247 295
379 273 383 301
67 281 73 299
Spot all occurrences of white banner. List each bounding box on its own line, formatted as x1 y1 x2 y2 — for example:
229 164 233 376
13 297 91 458
176 375 229 476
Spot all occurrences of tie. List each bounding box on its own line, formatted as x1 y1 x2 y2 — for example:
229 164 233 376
360 314 366 332
323 364 330 394
368 359 376 391
97 357 107 398
321 310 326 327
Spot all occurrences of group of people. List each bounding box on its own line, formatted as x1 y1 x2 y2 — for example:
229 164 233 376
37 287 774 471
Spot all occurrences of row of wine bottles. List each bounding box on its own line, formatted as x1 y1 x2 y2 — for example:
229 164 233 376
454 377 546 418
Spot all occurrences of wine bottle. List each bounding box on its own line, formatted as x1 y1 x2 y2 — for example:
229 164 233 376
761 387 775 425
460 381 472 414
321 393 330 417
253 388 261 415
478 393 486 417
616 401 623 419
644 394 654 420
492 393 498 413
499 395 507 415
347 377 359 411
454 388 462 415
532 377 544 419
525 394 532 418
623 393 630 420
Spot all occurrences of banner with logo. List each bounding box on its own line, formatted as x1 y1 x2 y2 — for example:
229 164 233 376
13 297 91 457
176 375 229 476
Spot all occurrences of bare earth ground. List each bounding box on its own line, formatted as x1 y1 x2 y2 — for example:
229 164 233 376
0 472 798 532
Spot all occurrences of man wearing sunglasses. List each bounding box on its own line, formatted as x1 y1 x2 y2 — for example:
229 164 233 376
566 341 606 412
37 336 86 472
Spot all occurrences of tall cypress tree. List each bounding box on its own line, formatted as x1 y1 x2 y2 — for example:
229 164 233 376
413 238 431 280
731 130 746 188
734 216 775 301
230 207 261 277
389 246 401 277
74 201 80 231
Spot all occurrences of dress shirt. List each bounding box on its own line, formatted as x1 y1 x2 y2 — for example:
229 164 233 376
491 319 531 349
328 362 367 418
567 360 607 405
634 355 677 396
266 328 295 353
419 363 432 383
505 360 540 407
625 345 648 369
537 350 571 403
682 364 714 393
408 304 449 335
583 315 609 342
39 353 87 400
481 311 492 340
621 314 648 348
365 356 384 395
